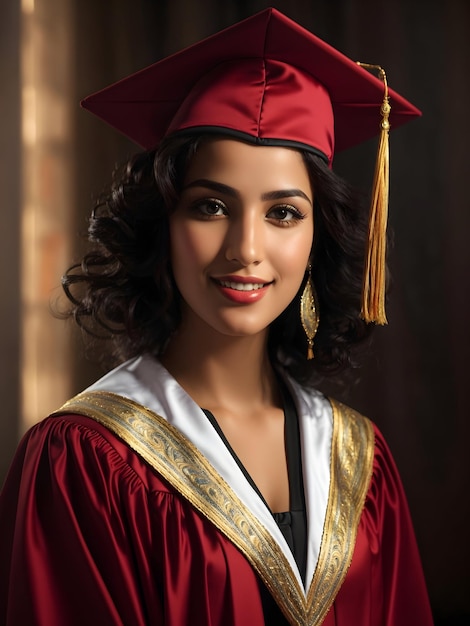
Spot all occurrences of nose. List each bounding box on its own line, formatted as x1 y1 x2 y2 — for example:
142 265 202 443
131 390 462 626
224 209 264 267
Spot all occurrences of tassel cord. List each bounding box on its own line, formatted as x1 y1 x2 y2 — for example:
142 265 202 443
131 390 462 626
357 63 390 325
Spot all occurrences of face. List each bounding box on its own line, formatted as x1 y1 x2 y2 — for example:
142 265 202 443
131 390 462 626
168 138 314 340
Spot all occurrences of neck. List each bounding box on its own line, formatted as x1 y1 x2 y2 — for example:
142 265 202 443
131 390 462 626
161 317 280 414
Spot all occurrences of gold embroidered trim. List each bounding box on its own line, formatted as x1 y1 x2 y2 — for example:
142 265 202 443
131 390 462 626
53 391 374 626
54 392 304 624
306 399 375 624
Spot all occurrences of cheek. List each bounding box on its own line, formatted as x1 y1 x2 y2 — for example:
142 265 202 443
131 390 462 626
270 227 313 277
169 221 228 300
169 221 211 270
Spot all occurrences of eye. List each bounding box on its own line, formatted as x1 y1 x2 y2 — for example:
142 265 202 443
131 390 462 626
267 204 306 225
192 198 228 218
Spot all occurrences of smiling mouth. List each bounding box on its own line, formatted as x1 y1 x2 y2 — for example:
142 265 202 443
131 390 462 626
216 280 270 292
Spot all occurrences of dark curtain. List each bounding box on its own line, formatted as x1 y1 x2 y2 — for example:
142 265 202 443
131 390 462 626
70 1 469 623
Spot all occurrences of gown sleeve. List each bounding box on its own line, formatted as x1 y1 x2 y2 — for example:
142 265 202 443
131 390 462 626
0 415 165 626
331 423 434 625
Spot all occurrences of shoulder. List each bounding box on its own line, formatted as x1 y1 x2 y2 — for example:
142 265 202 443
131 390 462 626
309 397 412 528
16 412 170 495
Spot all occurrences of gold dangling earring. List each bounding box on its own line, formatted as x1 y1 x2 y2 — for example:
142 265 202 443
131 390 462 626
300 264 320 360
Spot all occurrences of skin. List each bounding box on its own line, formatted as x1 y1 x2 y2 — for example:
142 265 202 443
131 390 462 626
162 138 314 512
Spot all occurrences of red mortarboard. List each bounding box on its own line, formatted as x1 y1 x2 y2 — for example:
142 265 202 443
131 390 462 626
81 7 421 325
81 7 420 164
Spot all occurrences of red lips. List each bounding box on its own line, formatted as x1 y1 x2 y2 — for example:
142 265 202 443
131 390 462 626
211 275 273 304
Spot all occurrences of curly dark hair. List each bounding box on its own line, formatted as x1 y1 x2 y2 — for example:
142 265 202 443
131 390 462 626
62 134 373 382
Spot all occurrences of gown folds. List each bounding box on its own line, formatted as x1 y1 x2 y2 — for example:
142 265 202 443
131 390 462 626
0 355 433 625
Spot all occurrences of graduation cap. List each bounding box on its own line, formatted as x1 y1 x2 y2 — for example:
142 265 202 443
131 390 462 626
82 7 421 325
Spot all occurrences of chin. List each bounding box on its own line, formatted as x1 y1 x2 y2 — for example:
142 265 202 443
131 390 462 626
206 311 279 339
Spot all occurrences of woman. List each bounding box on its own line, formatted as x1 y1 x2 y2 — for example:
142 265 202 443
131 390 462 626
0 8 433 626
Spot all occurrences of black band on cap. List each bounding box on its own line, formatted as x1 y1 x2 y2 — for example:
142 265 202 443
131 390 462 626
169 126 330 164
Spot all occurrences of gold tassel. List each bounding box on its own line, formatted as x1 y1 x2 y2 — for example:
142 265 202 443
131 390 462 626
357 63 390 325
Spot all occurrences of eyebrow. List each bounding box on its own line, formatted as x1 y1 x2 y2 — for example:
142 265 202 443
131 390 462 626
183 178 312 205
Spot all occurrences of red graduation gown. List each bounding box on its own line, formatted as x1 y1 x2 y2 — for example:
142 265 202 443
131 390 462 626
0 411 433 625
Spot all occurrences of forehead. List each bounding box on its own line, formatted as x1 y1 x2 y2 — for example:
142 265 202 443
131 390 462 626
184 138 312 195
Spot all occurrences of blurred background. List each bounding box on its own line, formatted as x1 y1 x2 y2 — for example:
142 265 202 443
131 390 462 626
1 0 468 623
